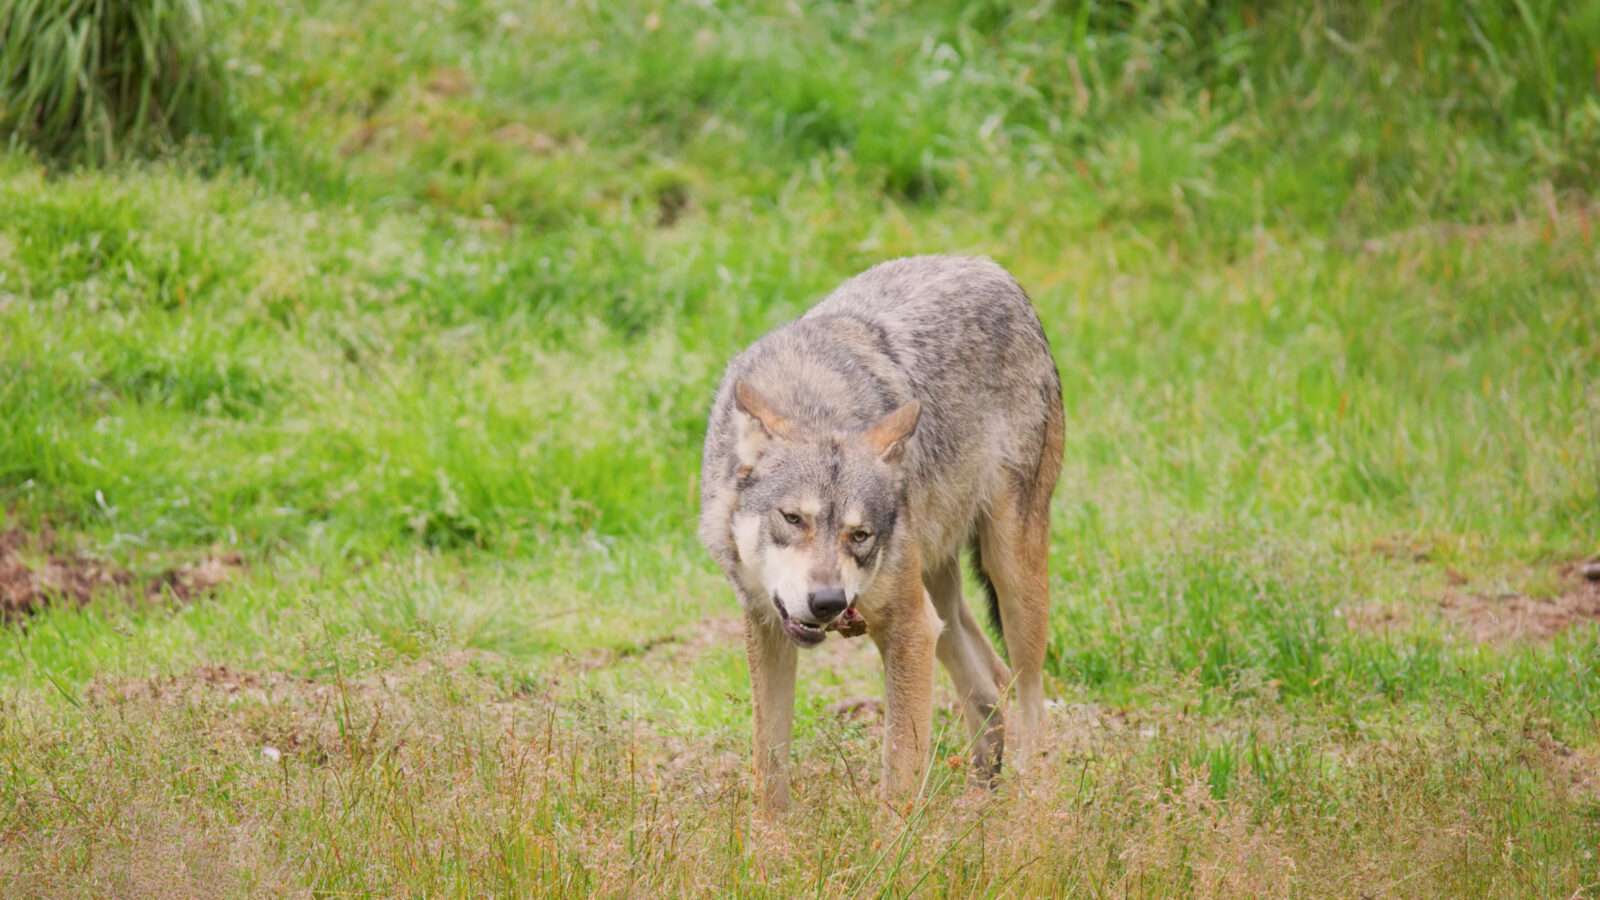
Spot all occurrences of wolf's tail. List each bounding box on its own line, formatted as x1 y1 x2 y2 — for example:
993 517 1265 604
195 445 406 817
969 537 1003 641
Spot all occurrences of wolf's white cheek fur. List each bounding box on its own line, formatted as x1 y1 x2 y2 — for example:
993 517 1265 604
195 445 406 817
760 545 812 619
731 513 772 616
731 513 761 573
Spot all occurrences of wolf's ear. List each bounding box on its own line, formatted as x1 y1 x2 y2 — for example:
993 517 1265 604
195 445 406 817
733 380 792 473
864 399 920 463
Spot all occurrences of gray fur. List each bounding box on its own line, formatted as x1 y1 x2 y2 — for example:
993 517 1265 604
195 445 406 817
699 255 1062 627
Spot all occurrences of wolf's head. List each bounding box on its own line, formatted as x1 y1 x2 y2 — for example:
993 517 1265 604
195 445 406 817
726 381 920 647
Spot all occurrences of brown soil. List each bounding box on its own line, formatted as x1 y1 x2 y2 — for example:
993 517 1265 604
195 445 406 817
827 696 882 723
491 123 558 155
424 67 473 98
561 614 747 673
1335 600 1414 635
0 527 242 623
0 527 131 621
148 553 246 602
1438 562 1600 643
85 663 319 707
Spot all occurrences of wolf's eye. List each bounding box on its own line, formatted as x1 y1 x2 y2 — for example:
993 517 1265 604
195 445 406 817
781 511 802 526
850 529 872 544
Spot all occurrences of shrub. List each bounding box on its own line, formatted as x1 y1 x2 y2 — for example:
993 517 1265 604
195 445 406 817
0 0 228 164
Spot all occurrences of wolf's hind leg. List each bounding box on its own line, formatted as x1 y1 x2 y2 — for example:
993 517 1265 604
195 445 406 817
927 558 1007 784
976 494 1051 766
976 406 1063 766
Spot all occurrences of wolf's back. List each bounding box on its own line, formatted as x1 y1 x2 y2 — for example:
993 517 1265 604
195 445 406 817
699 255 1062 570
803 255 1062 471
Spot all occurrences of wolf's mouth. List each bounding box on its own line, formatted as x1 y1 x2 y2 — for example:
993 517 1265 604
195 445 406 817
782 619 826 646
772 594 827 647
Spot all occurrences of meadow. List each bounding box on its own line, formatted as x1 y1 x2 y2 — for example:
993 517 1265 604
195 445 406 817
2 0 1599 895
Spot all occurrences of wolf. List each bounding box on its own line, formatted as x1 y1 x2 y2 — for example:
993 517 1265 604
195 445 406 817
698 255 1063 811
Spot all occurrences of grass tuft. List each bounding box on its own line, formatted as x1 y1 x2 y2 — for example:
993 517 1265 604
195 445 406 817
0 0 228 164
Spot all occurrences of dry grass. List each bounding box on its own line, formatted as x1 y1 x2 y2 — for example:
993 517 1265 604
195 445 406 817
3 646 1594 898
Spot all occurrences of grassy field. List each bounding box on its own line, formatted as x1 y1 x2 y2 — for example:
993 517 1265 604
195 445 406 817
3 0 1600 895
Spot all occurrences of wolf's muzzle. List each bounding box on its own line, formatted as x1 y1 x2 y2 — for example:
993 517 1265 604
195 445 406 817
806 587 848 622
772 593 828 646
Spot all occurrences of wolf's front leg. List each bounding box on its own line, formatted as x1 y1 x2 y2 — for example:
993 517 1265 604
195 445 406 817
745 612 797 814
870 581 940 807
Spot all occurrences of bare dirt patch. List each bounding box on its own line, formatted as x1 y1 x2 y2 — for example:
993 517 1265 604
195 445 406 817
0 527 131 621
490 122 559 155
0 527 243 623
1335 600 1416 635
1438 562 1600 643
827 696 883 723
1551 744 1600 802
423 67 473 98
146 553 246 602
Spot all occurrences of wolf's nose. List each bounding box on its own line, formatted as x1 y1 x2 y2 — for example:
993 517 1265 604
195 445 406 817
807 588 848 622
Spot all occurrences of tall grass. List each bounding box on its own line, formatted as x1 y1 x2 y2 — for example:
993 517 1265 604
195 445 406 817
0 0 227 164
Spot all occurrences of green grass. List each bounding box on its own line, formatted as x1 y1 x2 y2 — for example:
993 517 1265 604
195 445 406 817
3 0 1600 895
